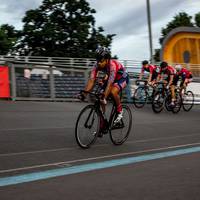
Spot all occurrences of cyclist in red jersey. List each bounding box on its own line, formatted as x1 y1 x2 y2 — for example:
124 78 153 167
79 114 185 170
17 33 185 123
158 61 176 106
139 60 158 85
175 65 193 93
83 46 129 123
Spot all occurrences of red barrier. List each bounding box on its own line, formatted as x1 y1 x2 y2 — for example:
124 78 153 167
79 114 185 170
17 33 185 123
0 66 10 98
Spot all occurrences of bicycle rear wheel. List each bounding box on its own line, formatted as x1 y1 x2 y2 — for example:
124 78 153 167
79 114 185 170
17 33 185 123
110 105 132 145
182 91 194 112
75 105 100 149
133 87 147 108
152 91 165 113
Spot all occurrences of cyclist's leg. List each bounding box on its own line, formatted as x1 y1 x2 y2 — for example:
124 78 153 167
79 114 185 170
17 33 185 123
100 80 108 113
170 84 175 105
111 78 127 123
110 85 121 113
150 72 158 96
151 71 158 85
171 76 179 103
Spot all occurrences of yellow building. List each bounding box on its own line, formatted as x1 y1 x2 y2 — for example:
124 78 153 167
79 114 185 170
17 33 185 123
160 26 200 76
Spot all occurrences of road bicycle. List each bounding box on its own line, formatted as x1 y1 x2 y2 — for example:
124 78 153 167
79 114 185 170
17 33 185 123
75 90 132 149
133 80 156 108
152 82 182 114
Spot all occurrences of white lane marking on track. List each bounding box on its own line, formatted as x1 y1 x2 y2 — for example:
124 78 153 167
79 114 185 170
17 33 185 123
1 142 200 174
0 132 200 157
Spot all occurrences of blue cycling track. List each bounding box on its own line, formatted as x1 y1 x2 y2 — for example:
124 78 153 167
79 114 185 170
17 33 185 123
0 101 200 200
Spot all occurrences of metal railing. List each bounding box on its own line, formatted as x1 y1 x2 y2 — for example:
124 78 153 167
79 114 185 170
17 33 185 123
0 55 199 103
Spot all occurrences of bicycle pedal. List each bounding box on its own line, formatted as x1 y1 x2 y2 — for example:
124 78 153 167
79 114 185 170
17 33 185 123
112 121 124 129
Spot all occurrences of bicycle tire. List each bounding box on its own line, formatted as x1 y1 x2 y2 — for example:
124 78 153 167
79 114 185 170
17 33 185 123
133 87 148 108
109 105 132 145
75 105 100 149
172 92 182 114
182 91 194 112
165 94 172 112
152 91 165 113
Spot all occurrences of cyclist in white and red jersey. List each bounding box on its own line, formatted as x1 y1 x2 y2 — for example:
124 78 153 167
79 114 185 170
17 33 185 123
158 61 176 106
139 60 158 85
175 65 193 93
83 46 129 123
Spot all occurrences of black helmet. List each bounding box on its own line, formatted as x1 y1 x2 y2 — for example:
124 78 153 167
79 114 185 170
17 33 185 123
95 46 111 61
142 60 149 65
160 61 168 68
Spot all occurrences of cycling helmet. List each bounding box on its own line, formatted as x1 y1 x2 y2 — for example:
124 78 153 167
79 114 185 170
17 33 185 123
95 46 111 61
142 60 149 65
175 64 182 72
160 61 168 68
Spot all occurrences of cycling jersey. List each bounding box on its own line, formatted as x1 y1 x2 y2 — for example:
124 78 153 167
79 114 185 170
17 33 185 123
178 68 192 79
159 65 176 76
141 64 157 74
141 64 158 81
90 59 128 83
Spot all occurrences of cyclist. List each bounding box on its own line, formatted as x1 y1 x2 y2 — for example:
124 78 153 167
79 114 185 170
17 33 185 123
82 46 129 124
175 64 193 94
139 60 158 85
157 61 176 106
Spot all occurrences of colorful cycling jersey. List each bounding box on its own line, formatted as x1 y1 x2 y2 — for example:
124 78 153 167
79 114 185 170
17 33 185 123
90 59 128 83
177 68 192 79
159 65 176 77
141 64 157 74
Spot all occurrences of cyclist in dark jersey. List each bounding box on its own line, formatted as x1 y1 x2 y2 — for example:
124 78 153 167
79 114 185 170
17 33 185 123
158 61 176 106
83 46 129 123
139 60 158 85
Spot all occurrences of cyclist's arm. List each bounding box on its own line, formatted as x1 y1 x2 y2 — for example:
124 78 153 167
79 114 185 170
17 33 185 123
157 73 162 82
168 74 174 86
84 66 98 92
148 73 152 84
84 78 95 92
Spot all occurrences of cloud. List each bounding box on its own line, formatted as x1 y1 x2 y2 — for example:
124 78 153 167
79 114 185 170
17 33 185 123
0 0 200 60
0 0 42 29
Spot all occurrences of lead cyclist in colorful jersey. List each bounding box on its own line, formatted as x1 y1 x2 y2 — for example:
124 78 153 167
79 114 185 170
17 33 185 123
83 46 129 123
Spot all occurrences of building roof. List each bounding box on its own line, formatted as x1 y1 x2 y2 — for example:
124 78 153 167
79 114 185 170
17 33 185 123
160 26 200 60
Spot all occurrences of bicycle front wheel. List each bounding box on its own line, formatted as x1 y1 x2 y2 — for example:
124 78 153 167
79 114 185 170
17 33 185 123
110 105 132 145
172 92 182 114
182 91 194 112
152 91 165 113
133 87 147 108
75 105 100 149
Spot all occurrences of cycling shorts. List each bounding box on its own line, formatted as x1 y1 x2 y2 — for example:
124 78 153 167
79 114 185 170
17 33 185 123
101 75 129 91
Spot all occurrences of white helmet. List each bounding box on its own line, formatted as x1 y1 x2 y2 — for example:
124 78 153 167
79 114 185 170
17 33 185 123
175 64 182 72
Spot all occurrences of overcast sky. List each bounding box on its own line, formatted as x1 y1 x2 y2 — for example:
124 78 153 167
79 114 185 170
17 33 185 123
0 0 200 60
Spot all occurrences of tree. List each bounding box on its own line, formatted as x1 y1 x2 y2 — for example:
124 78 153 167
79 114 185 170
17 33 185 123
159 12 194 45
15 0 115 57
154 12 194 62
195 12 200 27
0 24 20 55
